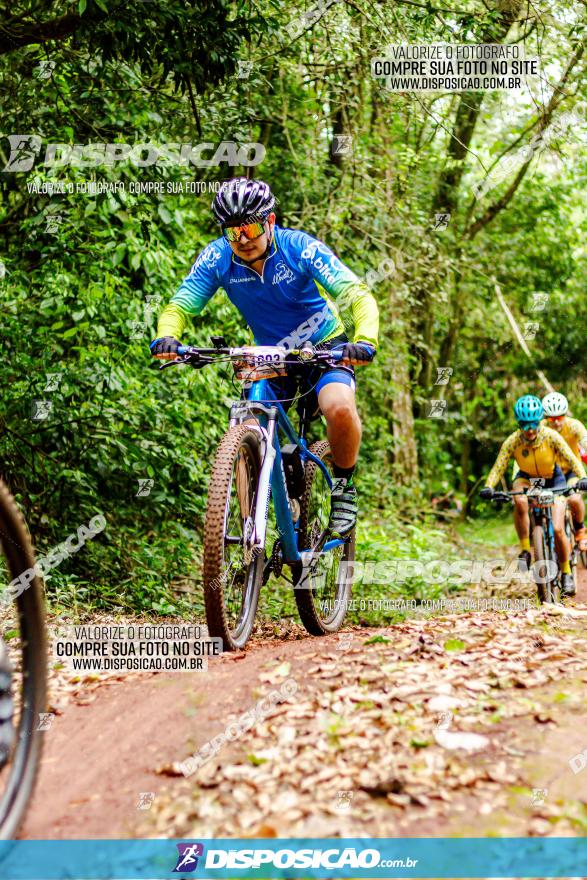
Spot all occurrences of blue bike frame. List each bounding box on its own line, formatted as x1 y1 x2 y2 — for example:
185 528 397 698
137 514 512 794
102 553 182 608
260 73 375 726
242 379 345 564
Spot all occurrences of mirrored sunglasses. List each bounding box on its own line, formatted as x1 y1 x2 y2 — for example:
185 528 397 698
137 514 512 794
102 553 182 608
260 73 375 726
223 221 265 243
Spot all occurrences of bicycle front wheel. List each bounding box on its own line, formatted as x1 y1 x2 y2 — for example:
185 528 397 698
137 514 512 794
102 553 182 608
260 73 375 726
203 425 265 651
532 524 556 604
0 479 47 839
294 440 354 635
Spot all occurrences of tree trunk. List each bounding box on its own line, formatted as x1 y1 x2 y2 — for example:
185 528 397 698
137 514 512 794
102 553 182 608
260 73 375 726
390 340 419 486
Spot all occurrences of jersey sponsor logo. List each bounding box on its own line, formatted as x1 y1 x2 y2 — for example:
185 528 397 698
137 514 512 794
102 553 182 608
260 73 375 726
232 275 255 283
301 239 332 261
272 261 295 285
300 239 341 286
192 245 222 273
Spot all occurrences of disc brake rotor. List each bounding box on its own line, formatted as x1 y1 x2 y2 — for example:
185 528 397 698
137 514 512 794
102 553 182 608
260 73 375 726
242 516 255 565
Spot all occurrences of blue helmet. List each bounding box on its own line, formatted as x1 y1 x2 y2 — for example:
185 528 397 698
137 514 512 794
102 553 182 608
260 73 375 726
514 395 544 424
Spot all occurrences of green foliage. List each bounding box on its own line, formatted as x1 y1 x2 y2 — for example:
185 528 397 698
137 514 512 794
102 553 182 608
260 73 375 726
1 0 586 612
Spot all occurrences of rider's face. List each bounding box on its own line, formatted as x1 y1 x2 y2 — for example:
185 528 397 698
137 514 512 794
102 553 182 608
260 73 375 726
522 426 538 441
547 415 565 431
229 213 275 262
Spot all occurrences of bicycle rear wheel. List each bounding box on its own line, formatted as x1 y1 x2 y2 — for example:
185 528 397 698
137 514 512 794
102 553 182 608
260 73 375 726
565 510 578 582
294 441 354 635
0 479 46 839
203 425 265 651
532 524 556 604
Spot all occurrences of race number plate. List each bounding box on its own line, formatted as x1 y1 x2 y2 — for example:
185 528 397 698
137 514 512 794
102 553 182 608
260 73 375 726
234 347 288 382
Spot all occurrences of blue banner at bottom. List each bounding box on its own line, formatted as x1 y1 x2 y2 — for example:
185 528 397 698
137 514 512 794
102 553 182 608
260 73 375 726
0 838 584 879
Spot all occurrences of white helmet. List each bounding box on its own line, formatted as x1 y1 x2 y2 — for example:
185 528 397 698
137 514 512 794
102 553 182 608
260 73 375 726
542 391 568 417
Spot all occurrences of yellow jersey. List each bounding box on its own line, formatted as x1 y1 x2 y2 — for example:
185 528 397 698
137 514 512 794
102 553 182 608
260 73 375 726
486 425 586 488
543 416 587 461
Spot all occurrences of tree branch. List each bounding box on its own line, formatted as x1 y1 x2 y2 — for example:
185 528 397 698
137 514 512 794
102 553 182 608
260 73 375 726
466 36 586 239
430 0 526 216
0 13 83 56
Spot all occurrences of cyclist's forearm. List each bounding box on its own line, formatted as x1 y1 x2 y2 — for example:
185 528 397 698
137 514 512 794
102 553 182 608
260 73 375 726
486 451 510 488
485 465 504 489
568 451 587 479
350 287 379 347
156 303 189 339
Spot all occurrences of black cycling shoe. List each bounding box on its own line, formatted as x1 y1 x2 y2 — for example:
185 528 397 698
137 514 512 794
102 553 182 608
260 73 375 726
561 573 576 598
518 550 531 573
328 478 357 538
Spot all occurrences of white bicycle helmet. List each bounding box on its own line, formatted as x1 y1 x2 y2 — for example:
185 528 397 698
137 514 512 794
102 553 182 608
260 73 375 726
542 391 568 417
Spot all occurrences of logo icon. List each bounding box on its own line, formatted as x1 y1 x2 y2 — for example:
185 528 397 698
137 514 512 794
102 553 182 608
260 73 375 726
173 843 204 873
136 479 154 497
433 212 451 231
31 400 53 421
523 322 539 340
137 791 155 810
273 261 295 285
37 712 55 731
332 134 353 156
193 245 222 271
3 135 42 172
426 399 447 419
334 790 354 810
237 60 253 79
434 367 453 386
45 372 63 392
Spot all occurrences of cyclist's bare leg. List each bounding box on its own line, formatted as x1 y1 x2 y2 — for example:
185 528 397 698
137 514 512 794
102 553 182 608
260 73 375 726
553 499 570 565
318 384 361 467
567 491 587 549
568 493 584 521
512 478 531 544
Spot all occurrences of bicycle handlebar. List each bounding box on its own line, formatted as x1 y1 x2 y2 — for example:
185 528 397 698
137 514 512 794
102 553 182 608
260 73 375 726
160 342 343 371
488 486 583 504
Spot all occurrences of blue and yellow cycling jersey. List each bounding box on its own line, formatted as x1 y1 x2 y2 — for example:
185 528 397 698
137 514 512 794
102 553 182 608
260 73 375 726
157 225 379 348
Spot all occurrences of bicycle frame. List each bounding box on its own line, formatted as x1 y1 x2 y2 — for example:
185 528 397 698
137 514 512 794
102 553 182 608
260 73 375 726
229 378 345 564
528 499 558 583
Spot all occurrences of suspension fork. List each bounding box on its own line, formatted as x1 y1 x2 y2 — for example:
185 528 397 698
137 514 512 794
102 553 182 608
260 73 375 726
251 413 277 552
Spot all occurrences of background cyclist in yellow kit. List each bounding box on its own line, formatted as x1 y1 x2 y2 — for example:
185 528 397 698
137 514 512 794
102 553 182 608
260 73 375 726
542 391 587 553
480 394 587 597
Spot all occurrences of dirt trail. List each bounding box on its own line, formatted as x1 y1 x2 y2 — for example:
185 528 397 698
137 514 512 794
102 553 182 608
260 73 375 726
22 568 587 840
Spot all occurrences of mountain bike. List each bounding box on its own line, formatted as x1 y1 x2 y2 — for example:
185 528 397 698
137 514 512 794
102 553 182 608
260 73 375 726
487 485 580 604
0 479 47 837
565 501 587 571
160 338 355 650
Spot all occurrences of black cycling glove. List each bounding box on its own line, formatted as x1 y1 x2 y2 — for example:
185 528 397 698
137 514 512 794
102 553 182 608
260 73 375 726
338 342 376 364
150 337 181 357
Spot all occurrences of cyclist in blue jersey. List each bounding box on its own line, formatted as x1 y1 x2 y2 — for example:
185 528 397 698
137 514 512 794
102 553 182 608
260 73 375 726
150 177 380 537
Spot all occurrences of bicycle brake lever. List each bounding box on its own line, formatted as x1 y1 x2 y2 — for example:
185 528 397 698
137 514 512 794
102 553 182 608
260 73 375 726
158 357 189 370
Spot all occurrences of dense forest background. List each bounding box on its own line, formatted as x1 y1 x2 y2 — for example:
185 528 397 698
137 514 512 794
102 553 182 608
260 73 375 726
1 0 586 614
